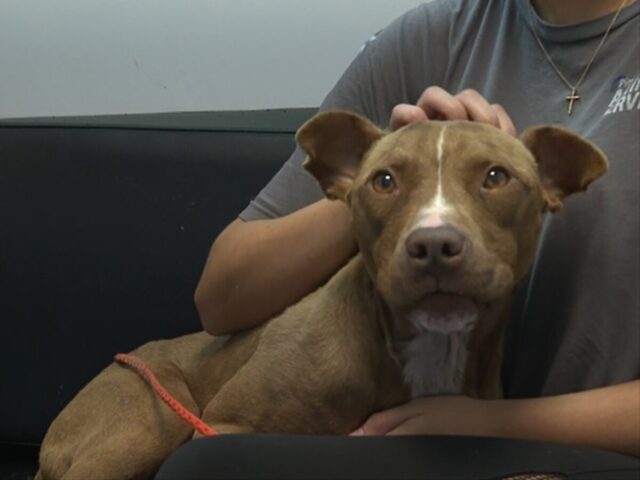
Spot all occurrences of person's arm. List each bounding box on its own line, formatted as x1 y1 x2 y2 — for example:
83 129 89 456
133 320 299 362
195 198 357 335
352 380 640 458
194 10 416 335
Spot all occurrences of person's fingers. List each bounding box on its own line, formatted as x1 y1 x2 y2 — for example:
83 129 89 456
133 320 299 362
416 86 468 121
456 89 501 128
390 104 428 131
392 86 517 136
491 103 517 137
350 405 417 436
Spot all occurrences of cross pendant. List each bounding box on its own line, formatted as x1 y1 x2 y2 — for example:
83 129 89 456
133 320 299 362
566 88 580 116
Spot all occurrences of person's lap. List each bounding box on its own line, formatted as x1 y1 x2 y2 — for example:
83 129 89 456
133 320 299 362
155 434 640 479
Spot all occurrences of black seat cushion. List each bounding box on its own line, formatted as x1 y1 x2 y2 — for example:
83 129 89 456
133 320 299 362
0 125 293 446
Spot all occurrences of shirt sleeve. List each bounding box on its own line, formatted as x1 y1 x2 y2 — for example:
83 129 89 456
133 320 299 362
239 1 452 221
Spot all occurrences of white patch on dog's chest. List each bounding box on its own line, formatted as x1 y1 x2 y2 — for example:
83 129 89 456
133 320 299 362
401 330 470 397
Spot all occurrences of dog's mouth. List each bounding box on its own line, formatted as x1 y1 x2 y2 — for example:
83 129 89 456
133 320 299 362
408 292 480 334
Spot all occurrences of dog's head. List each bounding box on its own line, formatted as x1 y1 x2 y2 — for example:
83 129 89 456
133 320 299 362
297 111 607 338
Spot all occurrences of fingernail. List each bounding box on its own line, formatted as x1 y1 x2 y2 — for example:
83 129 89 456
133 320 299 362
349 428 364 436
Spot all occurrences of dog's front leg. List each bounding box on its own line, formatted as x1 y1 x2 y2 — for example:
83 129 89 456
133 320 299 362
197 338 377 435
197 361 317 435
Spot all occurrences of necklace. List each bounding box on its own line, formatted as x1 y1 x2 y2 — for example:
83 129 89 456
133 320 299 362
528 0 629 115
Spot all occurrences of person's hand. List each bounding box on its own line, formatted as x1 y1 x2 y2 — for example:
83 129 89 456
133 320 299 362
350 396 499 437
390 86 516 136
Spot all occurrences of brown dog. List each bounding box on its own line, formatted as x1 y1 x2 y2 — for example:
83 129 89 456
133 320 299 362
37 111 608 479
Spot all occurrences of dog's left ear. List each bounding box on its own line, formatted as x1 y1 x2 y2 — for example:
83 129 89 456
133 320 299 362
297 110 384 200
520 126 609 212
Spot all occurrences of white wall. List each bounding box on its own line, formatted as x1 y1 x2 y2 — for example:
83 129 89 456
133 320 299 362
0 0 425 118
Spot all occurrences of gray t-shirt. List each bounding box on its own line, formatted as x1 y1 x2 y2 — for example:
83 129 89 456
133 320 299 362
240 0 640 398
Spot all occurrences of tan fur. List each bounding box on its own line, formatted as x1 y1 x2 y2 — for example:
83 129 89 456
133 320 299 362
37 111 608 479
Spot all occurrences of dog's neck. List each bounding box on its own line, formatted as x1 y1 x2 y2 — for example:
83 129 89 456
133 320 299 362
371 287 476 397
346 255 508 398
400 329 472 397
395 304 506 398
325 254 508 400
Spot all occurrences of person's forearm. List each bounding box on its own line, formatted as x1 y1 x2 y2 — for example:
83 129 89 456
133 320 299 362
495 380 640 457
195 199 357 335
355 381 639 458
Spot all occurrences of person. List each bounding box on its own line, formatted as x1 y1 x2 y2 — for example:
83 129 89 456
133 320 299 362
194 0 640 457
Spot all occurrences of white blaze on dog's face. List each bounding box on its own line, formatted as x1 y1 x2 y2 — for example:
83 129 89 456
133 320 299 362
298 111 608 341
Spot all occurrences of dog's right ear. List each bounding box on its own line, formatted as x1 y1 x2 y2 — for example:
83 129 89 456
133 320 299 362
297 111 384 200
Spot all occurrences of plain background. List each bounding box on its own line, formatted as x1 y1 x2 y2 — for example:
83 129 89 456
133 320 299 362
0 0 426 118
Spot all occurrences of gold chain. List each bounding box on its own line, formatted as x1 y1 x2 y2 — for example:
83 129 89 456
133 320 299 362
528 0 629 115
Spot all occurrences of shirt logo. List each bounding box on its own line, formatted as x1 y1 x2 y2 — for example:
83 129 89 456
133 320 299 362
604 75 640 116
358 30 382 54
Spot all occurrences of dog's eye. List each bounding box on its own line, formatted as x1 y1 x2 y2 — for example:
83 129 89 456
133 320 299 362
483 167 510 189
372 170 396 194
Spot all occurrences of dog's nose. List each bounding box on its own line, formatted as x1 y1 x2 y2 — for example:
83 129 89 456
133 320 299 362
405 226 466 271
